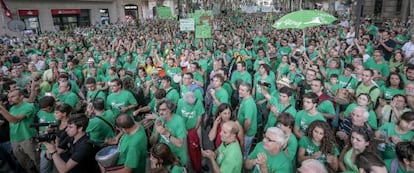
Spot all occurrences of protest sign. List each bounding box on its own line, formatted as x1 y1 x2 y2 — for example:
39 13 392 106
195 23 211 38
157 6 174 19
180 18 195 31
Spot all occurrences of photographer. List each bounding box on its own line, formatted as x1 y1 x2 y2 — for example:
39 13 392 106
44 113 99 173
36 96 57 173
0 89 39 173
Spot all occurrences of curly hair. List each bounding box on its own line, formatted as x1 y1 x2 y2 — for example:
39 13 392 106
306 120 337 155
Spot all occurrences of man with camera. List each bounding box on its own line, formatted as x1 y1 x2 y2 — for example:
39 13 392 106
43 113 99 173
0 89 39 173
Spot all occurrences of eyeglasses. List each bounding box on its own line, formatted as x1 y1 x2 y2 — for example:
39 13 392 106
263 133 278 143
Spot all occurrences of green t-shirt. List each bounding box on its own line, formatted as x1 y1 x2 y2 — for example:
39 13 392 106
254 76 276 101
381 86 405 101
317 100 336 117
364 58 390 77
9 102 37 142
87 90 107 102
294 110 326 133
37 109 57 150
211 88 229 115
286 134 299 160
86 113 115 143
379 123 414 160
52 80 81 96
176 98 205 129
106 90 138 116
248 142 293 173
338 75 358 89
56 91 79 108
355 83 381 105
116 124 147 173
154 115 188 165
231 71 252 85
165 88 180 103
264 98 297 131
238 96 257 136
216 141 243 173
298 136 340 165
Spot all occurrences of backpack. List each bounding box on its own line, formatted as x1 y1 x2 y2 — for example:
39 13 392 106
189 84 204 95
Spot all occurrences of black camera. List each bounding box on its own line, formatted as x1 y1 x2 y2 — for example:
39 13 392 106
32 133 57 143
30 123 59 143
258 81 271 88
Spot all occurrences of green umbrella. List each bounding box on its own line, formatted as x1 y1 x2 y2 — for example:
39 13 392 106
273 10 337 29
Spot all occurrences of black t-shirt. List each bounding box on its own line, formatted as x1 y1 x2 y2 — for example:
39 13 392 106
63 135 99 173
378 39 396 61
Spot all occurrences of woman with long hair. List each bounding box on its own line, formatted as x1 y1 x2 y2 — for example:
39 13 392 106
149 143 185 173
298 120 339 172
208 103 244 149
339 126 378 172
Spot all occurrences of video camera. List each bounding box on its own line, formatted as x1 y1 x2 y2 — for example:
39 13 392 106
30 123 59 143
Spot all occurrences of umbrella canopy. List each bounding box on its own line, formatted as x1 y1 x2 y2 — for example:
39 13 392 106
273 10 337 29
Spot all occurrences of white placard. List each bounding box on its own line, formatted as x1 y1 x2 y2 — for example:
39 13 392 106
180 18 195 31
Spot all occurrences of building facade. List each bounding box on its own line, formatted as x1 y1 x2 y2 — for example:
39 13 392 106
0 0 177 35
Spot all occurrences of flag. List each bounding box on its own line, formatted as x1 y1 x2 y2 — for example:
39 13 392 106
0 0 12 19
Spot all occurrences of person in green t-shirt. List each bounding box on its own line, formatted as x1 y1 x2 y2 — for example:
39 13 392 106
298 120 340 172
245 127 293 173
208 74 229 116
0 90 39 173
384 141 414 173
238 82 258 158
262 86 297 131
338 127 378 172
150 99 188 165
160 76 180 103
85 77 107 103
85 98 115 145
202 121 243 173
355 69 381 105
37 96 57 173
294 92 327 138
106 79 138 117
374 112 414 160
230 61 252 89
176 92 204 171
56 80 79 109
103 114 147 173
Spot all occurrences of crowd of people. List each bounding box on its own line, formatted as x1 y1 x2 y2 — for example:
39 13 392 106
0 10 414 173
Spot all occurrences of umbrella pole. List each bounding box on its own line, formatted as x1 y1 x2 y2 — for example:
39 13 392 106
303 29 305 49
